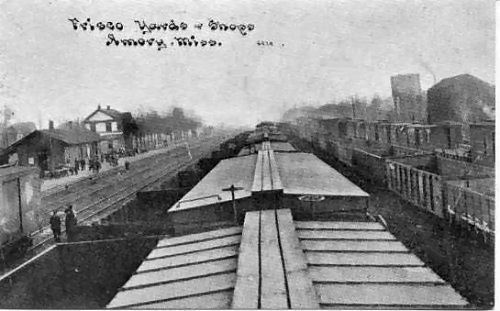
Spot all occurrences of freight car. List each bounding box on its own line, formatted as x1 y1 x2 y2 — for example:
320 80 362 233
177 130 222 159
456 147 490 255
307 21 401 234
106 127 469 309
0 166 42 262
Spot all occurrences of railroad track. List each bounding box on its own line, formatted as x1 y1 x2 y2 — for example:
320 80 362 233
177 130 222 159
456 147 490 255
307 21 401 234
41 143 192 204
36 138 215 229
27 135 225 253
31 148 186 237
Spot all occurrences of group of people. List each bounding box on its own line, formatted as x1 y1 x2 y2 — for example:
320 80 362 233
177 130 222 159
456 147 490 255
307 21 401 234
88 157 102 173
70 158 87 175
49 205 77 242
65 156 102 176
104 153 119 167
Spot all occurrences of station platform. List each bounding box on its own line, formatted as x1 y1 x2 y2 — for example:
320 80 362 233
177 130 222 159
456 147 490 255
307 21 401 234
41 141 192 193
106 208 468 309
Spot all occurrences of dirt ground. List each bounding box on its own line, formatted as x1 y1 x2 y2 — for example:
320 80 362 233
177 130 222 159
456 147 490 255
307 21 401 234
292 138 494 308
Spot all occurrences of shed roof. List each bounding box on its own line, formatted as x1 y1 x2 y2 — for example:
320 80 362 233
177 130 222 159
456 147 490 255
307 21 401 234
8 128 101 151
107 209 467 309
40 128 101 145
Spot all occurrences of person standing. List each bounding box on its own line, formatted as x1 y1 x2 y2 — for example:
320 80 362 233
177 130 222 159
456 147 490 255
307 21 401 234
96 159 101 174
65 205 77 242
49 211 61 242
74 158 79 176
80 158 86 171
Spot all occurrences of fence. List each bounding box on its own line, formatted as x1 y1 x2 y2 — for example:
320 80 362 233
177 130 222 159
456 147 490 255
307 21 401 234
443 183 495 235
386 159 495 237
386 160 444 218
436 149 473 163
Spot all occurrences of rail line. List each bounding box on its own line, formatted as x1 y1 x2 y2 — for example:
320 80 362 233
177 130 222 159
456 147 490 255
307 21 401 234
41 144 192 205
27 135 226 253
36 138 214 232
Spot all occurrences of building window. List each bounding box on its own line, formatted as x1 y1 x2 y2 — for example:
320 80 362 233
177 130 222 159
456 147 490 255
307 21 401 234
106 122 112 132
90 123 96 132
108 141 113 150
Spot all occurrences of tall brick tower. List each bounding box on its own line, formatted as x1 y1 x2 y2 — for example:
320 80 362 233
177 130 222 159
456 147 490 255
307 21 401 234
390 74 426 123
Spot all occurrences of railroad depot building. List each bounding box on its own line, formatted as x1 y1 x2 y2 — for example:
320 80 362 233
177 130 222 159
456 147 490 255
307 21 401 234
5 123 100 174
83 105 136 154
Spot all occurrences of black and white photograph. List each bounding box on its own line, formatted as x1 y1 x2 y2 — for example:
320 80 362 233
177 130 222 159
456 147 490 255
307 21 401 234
0 0 495 309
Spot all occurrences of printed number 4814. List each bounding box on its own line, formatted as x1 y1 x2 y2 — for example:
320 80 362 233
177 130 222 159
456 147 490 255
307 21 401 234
257 41 273 46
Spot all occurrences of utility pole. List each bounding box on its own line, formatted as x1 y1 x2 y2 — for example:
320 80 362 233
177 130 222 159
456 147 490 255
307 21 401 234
351 96 356 119
185 141 192 160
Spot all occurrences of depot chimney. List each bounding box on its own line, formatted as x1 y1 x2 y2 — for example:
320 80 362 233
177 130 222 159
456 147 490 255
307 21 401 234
107 105 110 110
98 104 101 110
49 120 54 130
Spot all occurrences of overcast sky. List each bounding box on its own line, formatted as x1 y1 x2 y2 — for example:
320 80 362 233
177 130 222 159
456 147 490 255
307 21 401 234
0 0 495 127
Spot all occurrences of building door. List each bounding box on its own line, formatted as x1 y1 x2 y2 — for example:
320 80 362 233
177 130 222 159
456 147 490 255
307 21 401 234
37 152 48 171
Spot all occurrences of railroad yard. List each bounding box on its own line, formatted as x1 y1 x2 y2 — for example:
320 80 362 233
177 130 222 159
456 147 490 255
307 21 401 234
0 1 494 309
288 135 494 308
0 132 233 273
0 123 494 309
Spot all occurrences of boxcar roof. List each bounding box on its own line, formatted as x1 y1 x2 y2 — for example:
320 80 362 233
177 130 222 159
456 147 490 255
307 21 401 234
169 151 368 212
106 226 241 309
107 209 468 309
170 155 256 211
276 152 368 197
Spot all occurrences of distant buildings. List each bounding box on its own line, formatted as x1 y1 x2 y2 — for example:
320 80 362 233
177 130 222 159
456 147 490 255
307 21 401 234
390 74 426 123
0 122 36 149
83 105 136 154
427 74 495 125
470 121 495 167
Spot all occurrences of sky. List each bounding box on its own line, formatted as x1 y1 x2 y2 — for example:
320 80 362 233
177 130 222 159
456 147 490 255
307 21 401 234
0 0 495 127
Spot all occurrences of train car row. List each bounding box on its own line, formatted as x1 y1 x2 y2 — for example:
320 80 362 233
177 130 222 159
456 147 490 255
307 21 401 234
106 124 469 309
